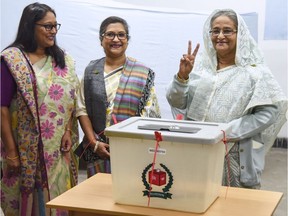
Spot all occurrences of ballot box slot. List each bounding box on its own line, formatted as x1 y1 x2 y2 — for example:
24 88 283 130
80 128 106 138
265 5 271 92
138 124 201 133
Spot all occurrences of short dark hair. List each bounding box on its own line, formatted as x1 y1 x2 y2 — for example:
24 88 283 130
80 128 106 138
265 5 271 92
99 16 130 41
210 10 238 29
8 2 65 68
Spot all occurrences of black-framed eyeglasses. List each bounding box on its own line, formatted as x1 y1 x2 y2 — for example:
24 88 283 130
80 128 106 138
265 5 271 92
35 23 61 31
209 28 237 37
102 32 128 40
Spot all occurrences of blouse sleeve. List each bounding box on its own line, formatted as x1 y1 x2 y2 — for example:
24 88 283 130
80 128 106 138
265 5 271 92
1 59 17 106
140 86 161 118
227 104 279 141
75 77 88 117
166 74 190 109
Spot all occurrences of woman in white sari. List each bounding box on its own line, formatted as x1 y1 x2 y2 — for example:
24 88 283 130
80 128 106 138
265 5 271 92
166 9 287 188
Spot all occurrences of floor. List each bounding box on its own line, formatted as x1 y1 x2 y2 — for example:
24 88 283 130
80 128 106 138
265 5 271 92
261 148 287 216
0 148 286 216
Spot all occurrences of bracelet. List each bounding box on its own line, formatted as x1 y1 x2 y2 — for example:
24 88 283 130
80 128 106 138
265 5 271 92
65 128 72 134
93 140 100 153
176 73 189 83
65 122 72 132
7 155 19 160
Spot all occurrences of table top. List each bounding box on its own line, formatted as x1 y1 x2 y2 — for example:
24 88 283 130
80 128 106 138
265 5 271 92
46 173 283 216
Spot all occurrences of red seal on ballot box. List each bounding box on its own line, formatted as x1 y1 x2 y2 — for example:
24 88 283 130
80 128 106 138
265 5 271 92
148 169 166 186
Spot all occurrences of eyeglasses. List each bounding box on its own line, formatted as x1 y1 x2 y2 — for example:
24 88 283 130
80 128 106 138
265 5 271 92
102 32 128 40
209 29 237 37
35 23 61 31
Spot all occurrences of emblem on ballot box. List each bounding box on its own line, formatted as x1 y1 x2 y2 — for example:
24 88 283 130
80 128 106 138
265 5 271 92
149 169 166 186
142 163 173 199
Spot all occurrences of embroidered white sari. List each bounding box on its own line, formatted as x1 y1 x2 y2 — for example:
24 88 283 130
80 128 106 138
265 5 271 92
166 9 287 187
185 10 287 153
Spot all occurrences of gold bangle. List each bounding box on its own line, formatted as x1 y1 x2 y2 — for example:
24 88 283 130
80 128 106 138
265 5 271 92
93 140 100 153
65 128 72 134
176 73 189 83
7 155 19 160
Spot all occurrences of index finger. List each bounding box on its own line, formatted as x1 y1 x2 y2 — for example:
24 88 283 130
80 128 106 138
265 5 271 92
187 40 192 55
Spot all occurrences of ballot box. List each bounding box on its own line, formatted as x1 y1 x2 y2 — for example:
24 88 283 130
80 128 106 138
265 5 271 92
104 117 231 213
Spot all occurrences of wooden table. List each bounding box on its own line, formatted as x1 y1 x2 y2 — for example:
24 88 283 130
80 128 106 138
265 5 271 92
46 173 282 216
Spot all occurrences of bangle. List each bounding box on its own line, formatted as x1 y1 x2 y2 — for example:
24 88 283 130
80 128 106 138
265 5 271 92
65 128 72 134
7 155 19 160
93 140 100 153
176 73 189 83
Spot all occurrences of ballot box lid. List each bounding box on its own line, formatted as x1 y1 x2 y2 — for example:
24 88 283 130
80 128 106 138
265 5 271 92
105 117 231 144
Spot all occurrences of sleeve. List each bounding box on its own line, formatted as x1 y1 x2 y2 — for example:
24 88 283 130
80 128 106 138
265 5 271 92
75 77 88 117
1 59 17 106
227 104 279 142
166 74 190 109
140 86 161 118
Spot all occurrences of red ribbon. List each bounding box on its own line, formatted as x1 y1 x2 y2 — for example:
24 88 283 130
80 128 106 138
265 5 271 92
147 131 163 206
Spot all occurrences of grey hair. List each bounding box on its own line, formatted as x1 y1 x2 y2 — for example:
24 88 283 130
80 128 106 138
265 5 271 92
99 16 130 41
210 10 238 29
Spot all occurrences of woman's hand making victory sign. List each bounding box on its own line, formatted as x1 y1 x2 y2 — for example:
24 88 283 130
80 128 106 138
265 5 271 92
177 41 200 80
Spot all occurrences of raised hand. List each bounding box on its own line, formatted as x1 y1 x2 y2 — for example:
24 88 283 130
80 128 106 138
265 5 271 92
178 41 200 80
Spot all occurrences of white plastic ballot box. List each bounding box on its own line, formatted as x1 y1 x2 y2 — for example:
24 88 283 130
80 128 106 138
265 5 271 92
104 117 232 213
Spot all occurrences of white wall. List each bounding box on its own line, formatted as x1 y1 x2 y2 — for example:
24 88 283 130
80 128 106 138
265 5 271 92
1 0 287 137
114 0 288 138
